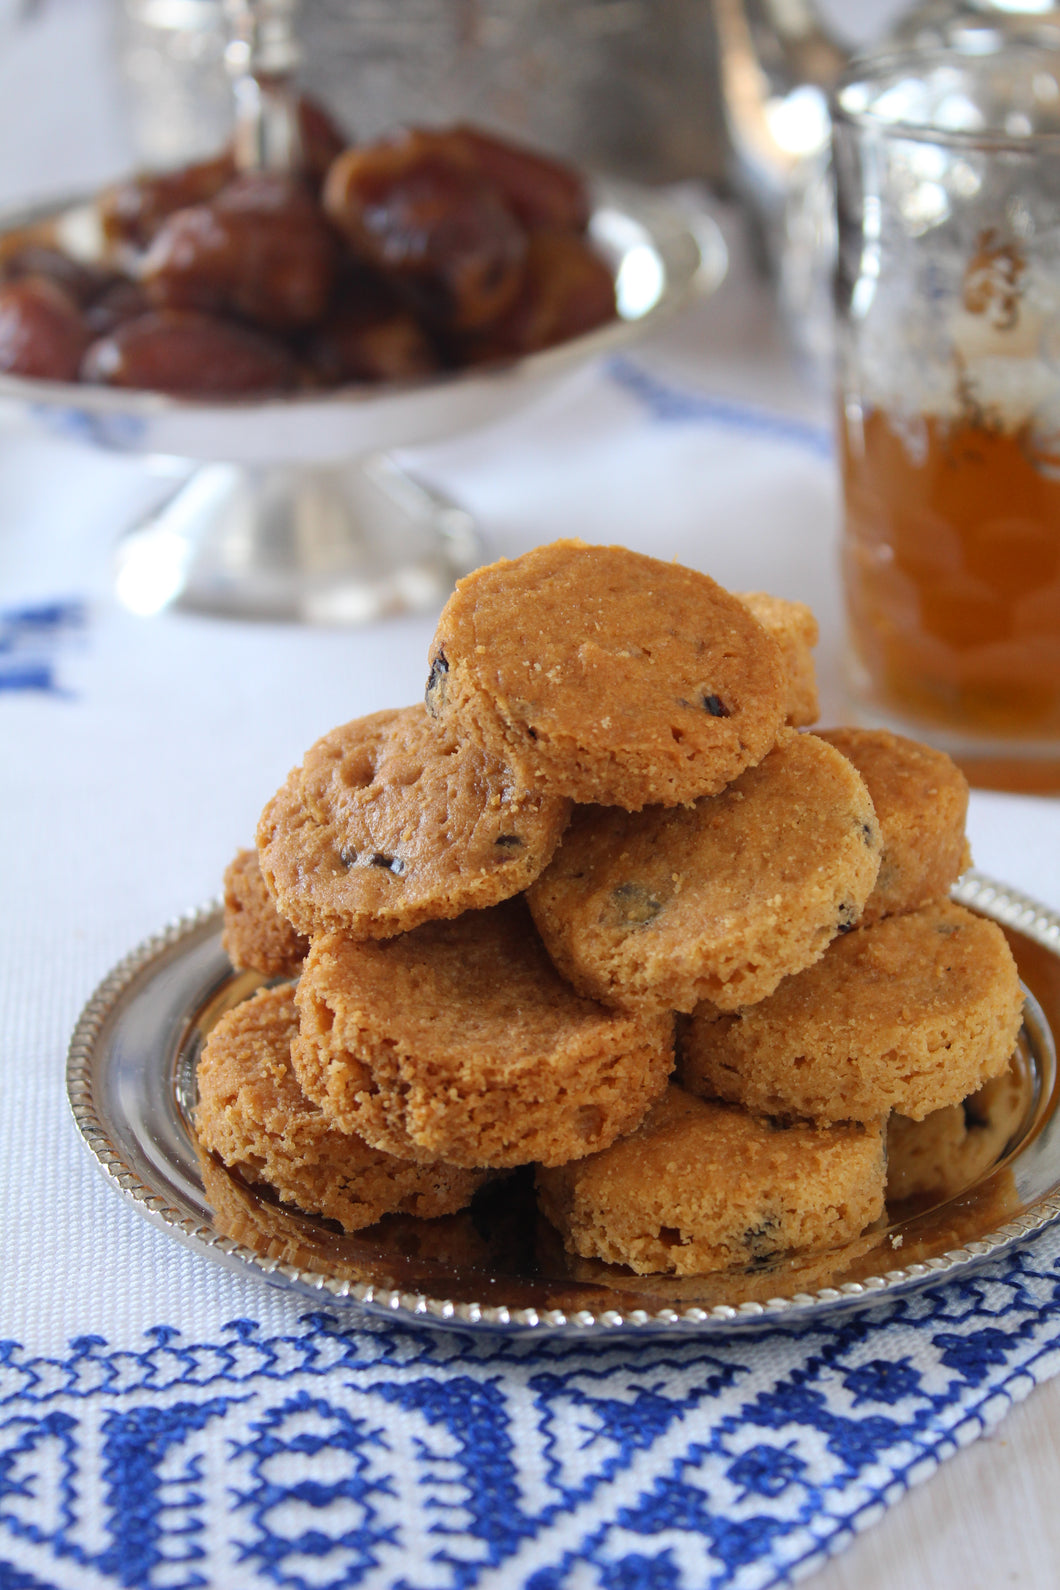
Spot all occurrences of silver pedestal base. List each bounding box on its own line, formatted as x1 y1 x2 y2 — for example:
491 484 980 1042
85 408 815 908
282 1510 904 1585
113 454 481 625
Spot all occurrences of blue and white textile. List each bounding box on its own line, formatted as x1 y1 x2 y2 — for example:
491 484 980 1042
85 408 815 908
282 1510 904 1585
3 1241 1060 1590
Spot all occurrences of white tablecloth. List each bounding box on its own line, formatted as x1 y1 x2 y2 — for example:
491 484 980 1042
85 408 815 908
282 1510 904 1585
4 5 1060 1588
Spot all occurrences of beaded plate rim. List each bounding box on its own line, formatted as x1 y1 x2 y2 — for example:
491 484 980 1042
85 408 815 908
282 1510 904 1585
66 871 1060 1335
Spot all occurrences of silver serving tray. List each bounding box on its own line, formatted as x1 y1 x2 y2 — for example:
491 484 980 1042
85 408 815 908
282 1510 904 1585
66 872 1060 1336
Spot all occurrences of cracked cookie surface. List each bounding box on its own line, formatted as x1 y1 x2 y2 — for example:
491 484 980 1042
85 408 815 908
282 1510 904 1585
257 703 570 939
425 539 787 810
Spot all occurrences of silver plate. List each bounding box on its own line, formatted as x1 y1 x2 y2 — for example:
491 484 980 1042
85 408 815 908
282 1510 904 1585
66 873 1060 1336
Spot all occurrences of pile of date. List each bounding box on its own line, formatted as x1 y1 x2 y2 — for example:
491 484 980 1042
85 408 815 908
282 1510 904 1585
0 101 616 398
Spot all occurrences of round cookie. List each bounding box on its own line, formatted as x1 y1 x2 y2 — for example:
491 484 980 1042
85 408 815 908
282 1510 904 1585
257 703 570 940
679 899 1025 1124
196 984 489 1232
886 1056 1029 1203
198 1148 505 1284
816 726 971 926
424 539 787 810
222 847 308 977
527 728 882 1014
540 1220 893 1308
536 1084 887 1276
738 591 819 727
292 896 674 1169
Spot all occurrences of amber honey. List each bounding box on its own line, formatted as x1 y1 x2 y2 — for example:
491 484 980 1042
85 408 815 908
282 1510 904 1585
840 405 1060 792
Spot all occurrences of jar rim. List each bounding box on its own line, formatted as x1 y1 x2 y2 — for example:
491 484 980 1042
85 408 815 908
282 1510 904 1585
831 41 1060 150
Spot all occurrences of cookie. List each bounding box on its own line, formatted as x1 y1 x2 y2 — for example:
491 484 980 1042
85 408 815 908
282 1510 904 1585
886 1054 1029 1203
198 1146 507 1287
292 896 674 1168
257 703 570 939
195 984 489 1231
539 1221 892 1309
425 539 787 810
816 727 971 925
679 899 1025 1124
222 847 308 977
527 728 882 1013
536 1084 886 1276
739 592 819 727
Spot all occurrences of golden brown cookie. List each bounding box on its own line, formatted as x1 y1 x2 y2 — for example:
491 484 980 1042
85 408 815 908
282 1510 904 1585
816 727 971 925
222 847 308 977
536 1084 887 1276
257 704 570 940
679 899 1025 1124
526 728 882 1013
425 539 787 811
535 1214 891 1310
292 897 674 1169
195 984 489 1231
738 592 819 727
198 1146 509 1288
886 1054 1030 1203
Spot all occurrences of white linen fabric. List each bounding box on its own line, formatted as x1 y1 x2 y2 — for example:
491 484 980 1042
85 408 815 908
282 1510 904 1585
3 338 1060 1590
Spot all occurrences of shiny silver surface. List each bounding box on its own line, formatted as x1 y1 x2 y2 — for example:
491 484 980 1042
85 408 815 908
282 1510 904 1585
67 873 1060 1336
1 182 726 623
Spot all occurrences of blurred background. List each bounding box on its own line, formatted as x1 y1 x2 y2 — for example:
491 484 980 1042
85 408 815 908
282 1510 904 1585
0 0 911 307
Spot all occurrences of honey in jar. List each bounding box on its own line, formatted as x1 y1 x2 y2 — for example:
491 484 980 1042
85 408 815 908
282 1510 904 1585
830 42 1060 793
840 403 1060 793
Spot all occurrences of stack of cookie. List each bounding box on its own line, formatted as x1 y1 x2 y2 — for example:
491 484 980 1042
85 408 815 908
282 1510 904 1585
196 540 1026 1280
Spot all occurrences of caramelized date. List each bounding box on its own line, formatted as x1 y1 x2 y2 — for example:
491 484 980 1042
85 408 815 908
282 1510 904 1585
0 277 91 380
0 244 111 307
100 152 234 251
139 173 340 331
447 125 591 234
323 130 527 334
0 117 611 397
81 310 296 395
455 230 616 364
83 278 154 337
296 96 349 187
99 97 351 251
307 311 439 386
304 266 439 384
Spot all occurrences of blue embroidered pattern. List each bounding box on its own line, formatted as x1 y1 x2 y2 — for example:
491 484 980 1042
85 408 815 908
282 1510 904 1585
3 1237 1060 1589
29 403 147 453
606 357 833 460
0 602 86 697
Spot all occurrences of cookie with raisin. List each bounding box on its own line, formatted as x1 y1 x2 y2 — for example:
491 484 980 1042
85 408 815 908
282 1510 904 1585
257 703 570 940
527 728 882 1014
425 539 787 810
222 847 308 977
738 591 819 727
886 1054 1029 1203
536 1083 886 1276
